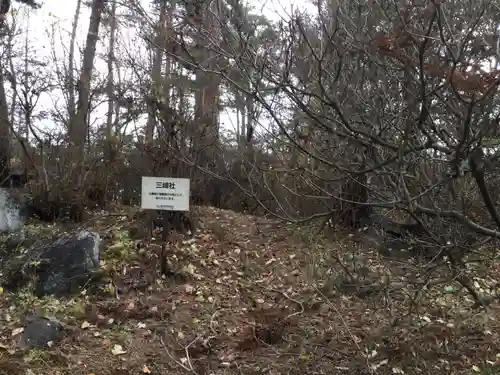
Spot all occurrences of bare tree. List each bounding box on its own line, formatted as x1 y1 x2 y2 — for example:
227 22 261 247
0 0 41 186
127 0 500 305
71 0 107 167
105 0 117 160
66 0 82 134
145 0 167 144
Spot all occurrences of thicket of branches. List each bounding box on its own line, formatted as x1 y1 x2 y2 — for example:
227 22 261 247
1 0 500 307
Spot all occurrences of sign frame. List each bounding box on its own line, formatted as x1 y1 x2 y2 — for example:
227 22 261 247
140 176 190 211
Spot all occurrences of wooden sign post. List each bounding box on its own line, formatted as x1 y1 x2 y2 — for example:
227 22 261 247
141 176 190 275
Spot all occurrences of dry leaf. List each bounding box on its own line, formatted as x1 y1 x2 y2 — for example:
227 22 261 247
11 327 24 336
111 344 127 355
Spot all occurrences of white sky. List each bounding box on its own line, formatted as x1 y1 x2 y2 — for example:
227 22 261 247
5 0 315 141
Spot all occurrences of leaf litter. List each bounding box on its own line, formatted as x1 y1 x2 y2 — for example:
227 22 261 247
0 205 499 374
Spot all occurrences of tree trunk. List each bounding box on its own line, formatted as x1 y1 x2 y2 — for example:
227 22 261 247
145 0 167 144
0 63 10 186
105 0 117 159
67 0 82 136
192 0 222 205
7 23 17 133
235 90 244 147
162 1 173 110
193 0 221 157
72 0 106 150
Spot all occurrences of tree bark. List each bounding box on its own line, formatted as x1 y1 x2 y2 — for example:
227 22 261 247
0 63 11 186
145 0 167 144
105 0 117 159
67 0 82 136
72 0 106 153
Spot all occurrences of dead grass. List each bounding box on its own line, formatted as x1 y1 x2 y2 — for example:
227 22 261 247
0 205 499 375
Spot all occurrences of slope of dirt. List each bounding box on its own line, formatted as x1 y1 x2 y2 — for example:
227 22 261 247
0 205 500 375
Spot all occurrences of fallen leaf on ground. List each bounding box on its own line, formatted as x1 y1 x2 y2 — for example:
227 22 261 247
111 344 127 355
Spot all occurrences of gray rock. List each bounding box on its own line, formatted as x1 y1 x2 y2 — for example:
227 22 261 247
29 230 101 297
0 188 27 233
22 316 64 348
0 230 101 297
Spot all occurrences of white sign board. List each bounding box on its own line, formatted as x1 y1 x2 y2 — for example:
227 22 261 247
141 177 190 211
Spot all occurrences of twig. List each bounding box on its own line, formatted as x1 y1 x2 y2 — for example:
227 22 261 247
209 311 219 335
333 251 355 281
159 335 198 374
183 336 201 372
269 288 305 321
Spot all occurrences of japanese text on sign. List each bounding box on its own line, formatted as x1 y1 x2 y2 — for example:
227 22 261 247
156 181 176 189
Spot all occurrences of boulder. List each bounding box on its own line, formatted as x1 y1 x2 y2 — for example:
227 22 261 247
0 230 101 297
0 188 28 233
21 316 64 348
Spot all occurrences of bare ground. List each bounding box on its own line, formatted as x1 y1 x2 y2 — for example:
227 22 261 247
1 205 500 375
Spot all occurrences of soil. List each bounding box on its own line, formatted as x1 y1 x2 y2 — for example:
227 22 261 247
0 205 499 375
